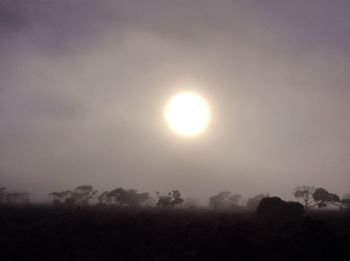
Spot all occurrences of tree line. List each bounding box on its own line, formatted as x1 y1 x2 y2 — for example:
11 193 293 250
48 185 184 208
1 185 350 211
0 187 30 204
293 185 350 210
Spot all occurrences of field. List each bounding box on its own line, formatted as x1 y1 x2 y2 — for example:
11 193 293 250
1 205 350 261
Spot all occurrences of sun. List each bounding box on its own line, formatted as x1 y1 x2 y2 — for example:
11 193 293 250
164 92 210 137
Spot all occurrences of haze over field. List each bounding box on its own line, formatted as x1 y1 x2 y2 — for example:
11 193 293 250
1 0 350 202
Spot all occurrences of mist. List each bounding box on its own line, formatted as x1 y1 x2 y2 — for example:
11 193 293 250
1 0 350 203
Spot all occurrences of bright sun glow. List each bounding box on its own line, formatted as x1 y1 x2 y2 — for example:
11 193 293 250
164 92 210 137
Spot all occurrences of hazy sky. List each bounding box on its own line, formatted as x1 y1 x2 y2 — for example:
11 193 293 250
1 0 350 203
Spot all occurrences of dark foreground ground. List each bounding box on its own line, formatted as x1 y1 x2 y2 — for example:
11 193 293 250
1 205 350 261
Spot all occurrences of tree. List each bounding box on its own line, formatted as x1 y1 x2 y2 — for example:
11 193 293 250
50 186 97 206
108 188 125 206
342 194 350 210
313 187 343 210
209 191 231 209
209 191 242 209
120 189 150 207
257 197 304 221
5 192 30 204
313 188 329 208
156 190 184 208
171 190 184 207
97 191 112 205
107 188 150 207
71 185 97 205
156 192 172 208
134 192 150 206
49 192 61 205
228 194 242 205
246 194 267 211
293 185 315 209
0 187 6 203
182 197 200 209
0 188 30 204
142 195 156 207
49 190 72 205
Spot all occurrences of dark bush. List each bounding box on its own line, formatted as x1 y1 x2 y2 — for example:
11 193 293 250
257 197 304 221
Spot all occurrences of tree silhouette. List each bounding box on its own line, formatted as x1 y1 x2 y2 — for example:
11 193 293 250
313 187 343 210
142 195 156 207
209 191 241 209
121 189 139 206
156 192 172 207
171 190 184 207
156 190 184 208
134 192 150 206
121 189 150 207
50 186 97 206
0 187 30 204
108 188 125 206
107 188 150 207
293 185 315 209
5 192 30 204
209 191 230 209
246 193 267 211
71 185 97 205
342 194 350 210
0 187 6 203
97 191 112 205
228 194 242 205
257 197 304 221
49 190 72 205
